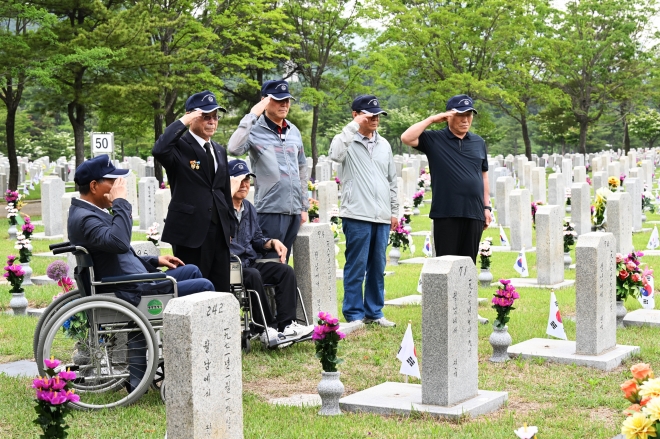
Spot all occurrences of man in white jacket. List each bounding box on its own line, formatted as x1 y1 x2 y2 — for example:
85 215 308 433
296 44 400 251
329 95 399 327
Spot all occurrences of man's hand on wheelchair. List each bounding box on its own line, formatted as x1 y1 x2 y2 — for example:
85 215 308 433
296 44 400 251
158 255 185 269
267 239 287 263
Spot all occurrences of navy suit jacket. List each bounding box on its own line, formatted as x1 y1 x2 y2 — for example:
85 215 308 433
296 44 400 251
68 198 161 306
152 120 237 248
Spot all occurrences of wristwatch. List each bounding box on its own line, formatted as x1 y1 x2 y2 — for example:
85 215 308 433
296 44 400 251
484 206 492 211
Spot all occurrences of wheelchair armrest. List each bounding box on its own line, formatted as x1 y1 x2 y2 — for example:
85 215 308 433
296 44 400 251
254 258 282 264
49 242 71 250
52 246 78 255
100 272 167 283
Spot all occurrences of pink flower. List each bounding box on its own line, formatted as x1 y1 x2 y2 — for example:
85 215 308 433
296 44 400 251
616 253 624 263
619 270 630 280
326 316 339 325
499 279 511 285
35 390 50 402
58 369 76 381
65 390 80 403
46 391 68 405
632 273 642 283
32 377 50 390
337 331 346 340
49 377 66 391
44 358 61 369
318 311 329 321
627 261 637 271
311 326 326 340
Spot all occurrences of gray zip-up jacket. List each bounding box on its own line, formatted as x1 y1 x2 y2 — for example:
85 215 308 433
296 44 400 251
329 121 398 224
227 113 309 214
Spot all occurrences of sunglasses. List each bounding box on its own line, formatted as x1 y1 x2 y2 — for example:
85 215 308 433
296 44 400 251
202 114 220 121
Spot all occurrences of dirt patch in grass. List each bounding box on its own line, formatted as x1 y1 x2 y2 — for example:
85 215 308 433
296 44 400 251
244 375 320 400
587 407 619 430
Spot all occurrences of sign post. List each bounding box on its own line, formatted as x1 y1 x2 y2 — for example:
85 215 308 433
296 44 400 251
90 132 115 158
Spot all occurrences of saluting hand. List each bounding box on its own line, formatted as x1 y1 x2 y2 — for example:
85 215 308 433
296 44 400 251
250 96 271 117
104 177 127 203
428 110 457 124
179 110 203 126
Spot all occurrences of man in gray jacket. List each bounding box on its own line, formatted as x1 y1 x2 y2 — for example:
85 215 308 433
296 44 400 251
329 95 398 327
227 80 309 261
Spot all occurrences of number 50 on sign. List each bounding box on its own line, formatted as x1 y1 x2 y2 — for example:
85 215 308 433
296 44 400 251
91 132 114 154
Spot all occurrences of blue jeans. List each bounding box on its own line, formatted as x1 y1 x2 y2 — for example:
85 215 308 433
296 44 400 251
342 218 389 322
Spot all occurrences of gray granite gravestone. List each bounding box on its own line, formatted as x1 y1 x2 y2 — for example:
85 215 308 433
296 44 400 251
623 177 642 232
125 171 139 219
42 177 65 237
592 171 605 191
547 173 564 207
155 188 171 237
561 158 573 188
536 205 564 285
495 176 514 227
402 167 416 202
131 241 160 257
523 161 534 191
293 223 338 323
138 177 158 230
508 189 532 251
531 167 546 203
573 166 586 183
571 183 591 235
317 181 338 224
164 292 243 439
607 161 621 180
61 192 79 242
607 192 633 255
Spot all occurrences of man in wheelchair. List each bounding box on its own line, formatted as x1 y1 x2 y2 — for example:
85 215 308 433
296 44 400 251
68 155 215 390
229 159 314 347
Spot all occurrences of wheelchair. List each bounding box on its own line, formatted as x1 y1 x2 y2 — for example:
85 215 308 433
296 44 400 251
33 242 176 409
229 255 311 352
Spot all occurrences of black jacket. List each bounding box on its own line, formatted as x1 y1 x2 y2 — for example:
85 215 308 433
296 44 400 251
152 120 237 248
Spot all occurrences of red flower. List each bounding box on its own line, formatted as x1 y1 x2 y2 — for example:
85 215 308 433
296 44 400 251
619 269 630 280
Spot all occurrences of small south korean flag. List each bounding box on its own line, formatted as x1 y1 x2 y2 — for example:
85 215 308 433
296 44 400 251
513 249 529 277
648 226 660 250
546 290 567 340
499 225 510 247
396 323 420 379
422 234 432 257
417 271 423 293
639 275 655 310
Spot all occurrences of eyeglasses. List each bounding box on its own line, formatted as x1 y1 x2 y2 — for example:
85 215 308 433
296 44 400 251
202 114 220 121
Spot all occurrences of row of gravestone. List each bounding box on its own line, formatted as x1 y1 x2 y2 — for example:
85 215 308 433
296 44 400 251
160 231 629 438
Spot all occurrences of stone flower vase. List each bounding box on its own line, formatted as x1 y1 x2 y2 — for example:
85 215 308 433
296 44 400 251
389 247 401 265
9 288 28 315
7 223 17 240
413 207 420 215
616 300 627 328
565 205 571 213
478 268 493 287
642 212 647 223
563 252 572 269
317 371 344 416
20 262 33 286
489 325 512 363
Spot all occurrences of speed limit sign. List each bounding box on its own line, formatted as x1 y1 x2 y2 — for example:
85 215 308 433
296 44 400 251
91 132 114 155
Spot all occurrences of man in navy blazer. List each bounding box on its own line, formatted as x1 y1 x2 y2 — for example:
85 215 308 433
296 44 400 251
152 90 240 293
68 154 214 391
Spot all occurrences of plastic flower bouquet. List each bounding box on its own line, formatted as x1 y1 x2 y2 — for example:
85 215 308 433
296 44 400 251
4 255 24 293
312 312 346 372
643 191 656 214
563 222 577 253
478 237 493 270
307 179 318 192
531 200 544 226
608 176 620 191
593 187 611 227
565 188 571 206
616 251 647 301
418 172 431 189
308 198 319 215
15 232 31 263
412 190 424 208
491 279 520 329
33 357 79 438
388 218 411 251
146 222 160 246
619 362 660 439
22 215 34 239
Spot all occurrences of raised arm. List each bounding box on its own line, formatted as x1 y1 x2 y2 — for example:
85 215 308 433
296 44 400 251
401 110 457 147
329 113 373 163
227 97 271 156
152 110 202 168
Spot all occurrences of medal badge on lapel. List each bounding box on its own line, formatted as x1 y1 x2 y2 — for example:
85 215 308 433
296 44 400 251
190 160 200 170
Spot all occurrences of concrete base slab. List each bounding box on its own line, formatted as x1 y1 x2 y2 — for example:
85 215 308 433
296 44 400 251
410 231 431 236
492 278 575 289
31 232 63 241
28 308 45 317
31 275 55 286
269 394 321 407
478 297 487 306
491 246 536 253
339 382 508 420
642 250 660 256
568 264 576 270
423 199 432 204
31 220 43 226
633 228 652 234
398 257 427 265
0 360 39 377
385 295 421 306
623 309 660 327
339 320 365 335
507 338 640 371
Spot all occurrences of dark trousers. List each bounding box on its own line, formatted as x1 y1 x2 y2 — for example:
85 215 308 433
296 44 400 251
258 213 301 262
243 262 298 333
432 218 485 264
173 223 230 293
128 264 214 391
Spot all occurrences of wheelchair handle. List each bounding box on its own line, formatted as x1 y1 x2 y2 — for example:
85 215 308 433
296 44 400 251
49 242 71 250
52 246 78 255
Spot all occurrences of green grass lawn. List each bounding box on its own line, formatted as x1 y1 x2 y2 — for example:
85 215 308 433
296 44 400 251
1 189 659 437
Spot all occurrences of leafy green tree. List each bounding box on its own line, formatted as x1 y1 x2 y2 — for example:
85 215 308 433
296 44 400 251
629 109 660 148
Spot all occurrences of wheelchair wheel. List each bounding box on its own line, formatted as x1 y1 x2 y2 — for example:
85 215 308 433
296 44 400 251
33 290 81 360
241 332 251 354
37 296 158 410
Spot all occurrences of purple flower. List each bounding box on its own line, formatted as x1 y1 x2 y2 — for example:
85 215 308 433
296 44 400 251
65 390 80 403
46 261 69 281
32 377 51 390
45 391 68 405
6 255 16 265
44 358 61 369
499 279 511 286
49 377 66 391
58 369 76 381
311 325 326 340
337 331 346 340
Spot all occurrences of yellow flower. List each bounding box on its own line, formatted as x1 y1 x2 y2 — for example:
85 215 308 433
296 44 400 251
643 397 660 422
609 176 620 187
641 379 660 400
622 412 656 439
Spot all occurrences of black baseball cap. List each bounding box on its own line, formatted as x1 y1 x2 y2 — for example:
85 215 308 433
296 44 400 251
446 94 478 114
261 80 296 100
185 90 227 113
228 159 256 179
351 95 387 116
74 154 130 186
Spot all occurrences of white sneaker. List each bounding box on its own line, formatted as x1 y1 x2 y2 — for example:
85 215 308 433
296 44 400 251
279 321 314 342
260 327 279 346
364 317 396 327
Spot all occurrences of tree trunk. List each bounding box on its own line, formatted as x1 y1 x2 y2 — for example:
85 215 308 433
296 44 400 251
310 104 320 180
521 114 532 161
578 119 588 155
622 117 631 154
67 101 86 169
153 102 164 184
5 106 18 191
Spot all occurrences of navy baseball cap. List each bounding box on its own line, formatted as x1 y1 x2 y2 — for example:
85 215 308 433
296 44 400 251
261 80 296 101
228 159 256 179
74 154 130 186
185 90 227 113
351 95 387 116
446 94 478 114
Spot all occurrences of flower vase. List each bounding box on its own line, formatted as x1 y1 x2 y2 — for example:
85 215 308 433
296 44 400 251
564 252 572 269
8 223 17 240
642 212 647 223
20 262 33 286
565 205 571 213
9 289 28 315
389 247 401 265
413 207 420 215
478 268 493 287
317 371 344 416
616 300 627 328
489 325 512 363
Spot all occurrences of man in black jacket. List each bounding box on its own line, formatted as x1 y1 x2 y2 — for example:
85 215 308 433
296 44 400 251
152 90 240 293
